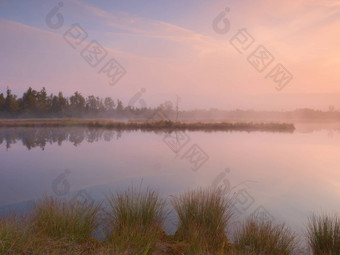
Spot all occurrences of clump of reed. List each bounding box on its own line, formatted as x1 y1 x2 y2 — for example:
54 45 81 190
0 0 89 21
104 187 166 254
233 217 298 255
172 188 233 254
30 196 101 244
307 213 340 255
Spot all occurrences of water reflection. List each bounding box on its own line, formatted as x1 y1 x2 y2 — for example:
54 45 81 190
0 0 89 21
2 122 340 150
0 128 125 150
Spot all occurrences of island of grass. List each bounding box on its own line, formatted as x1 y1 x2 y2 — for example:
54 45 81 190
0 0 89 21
0 119 295 132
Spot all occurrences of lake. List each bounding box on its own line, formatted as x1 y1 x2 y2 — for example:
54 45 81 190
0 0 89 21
1 123 340 241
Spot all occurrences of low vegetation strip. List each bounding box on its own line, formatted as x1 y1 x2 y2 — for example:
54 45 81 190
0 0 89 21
1 187 339 254
0 119 295 132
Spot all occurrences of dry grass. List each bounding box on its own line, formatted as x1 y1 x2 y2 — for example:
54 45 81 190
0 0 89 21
30 197 101 243
233 218 298 255
307 213 340 255
0 214 29 254
104 187 166 254
0 188 337 254
172 188 233 254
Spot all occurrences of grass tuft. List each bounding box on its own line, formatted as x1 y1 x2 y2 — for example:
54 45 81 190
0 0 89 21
307 213 340 255
30 196 100 243
105 187 166 254
233 218 297 255
172 188 233 254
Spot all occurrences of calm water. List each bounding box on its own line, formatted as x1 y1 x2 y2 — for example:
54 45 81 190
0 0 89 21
1 124 340 239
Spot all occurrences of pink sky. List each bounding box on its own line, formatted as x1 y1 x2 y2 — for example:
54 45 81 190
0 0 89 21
0 0 339 110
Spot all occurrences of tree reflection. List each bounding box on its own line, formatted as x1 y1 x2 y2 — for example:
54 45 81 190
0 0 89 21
0 128 124 150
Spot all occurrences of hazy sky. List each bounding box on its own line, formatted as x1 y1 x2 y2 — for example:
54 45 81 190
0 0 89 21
0 0 339 110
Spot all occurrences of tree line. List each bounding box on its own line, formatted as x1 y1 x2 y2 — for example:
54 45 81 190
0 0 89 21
1 87 339 121
0 87 173 118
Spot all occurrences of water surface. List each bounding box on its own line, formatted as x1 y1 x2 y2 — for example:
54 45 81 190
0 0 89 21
1 124 340 238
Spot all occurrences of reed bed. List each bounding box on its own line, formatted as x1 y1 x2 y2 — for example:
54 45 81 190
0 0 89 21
0 119 295 132
0 187 338 254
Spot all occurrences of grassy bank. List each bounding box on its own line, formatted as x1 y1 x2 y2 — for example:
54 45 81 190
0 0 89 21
0 119 295 132
1 187 338 254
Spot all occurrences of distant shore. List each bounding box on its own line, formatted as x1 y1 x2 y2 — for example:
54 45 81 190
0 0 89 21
0 119 295 132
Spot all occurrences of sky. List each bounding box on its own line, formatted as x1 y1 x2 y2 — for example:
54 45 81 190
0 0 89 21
0 0 339 110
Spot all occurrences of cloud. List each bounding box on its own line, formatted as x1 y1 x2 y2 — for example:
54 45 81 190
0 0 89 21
68 0 225 57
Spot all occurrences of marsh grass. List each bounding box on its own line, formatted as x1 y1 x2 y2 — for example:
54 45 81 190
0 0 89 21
30 196 101 243
104 187 166 254
1 189 340 254
307 213 340 255
0 214 29 254
233 218 297 255
0 212 82 254
172 188 233 254
0 119 295 132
